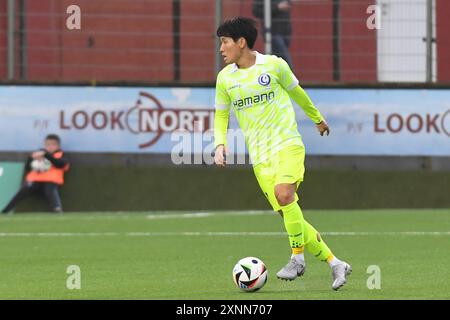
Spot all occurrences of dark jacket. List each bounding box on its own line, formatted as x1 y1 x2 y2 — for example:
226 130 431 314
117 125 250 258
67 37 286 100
252 0 292 37
25 149 69 173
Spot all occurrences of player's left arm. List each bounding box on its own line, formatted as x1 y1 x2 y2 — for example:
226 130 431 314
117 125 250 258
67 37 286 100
287 86 330 136
276 56 330 136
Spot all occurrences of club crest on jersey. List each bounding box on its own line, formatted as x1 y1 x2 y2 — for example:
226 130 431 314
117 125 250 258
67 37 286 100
258 73 271 86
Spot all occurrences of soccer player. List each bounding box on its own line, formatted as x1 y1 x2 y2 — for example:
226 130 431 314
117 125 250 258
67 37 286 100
213 17 351 290
1 134 70 214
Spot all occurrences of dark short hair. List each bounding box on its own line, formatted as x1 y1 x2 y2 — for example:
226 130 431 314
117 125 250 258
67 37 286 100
216 17 258 49
45 134 61 144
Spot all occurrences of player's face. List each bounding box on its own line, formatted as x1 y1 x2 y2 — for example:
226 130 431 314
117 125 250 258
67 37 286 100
219 36 242 64
45 139 60 153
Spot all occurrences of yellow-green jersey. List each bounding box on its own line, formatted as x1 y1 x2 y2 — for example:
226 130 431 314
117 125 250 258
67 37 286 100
214 52 323 165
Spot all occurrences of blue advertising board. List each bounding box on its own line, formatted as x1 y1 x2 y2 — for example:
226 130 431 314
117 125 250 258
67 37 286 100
0 86 449 157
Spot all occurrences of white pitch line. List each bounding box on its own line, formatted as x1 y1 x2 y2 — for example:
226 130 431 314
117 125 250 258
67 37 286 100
127 231 450 236
145 213 214 220
0 231 449 237
145 211 273 219
0 210 274 221
0 232 120 237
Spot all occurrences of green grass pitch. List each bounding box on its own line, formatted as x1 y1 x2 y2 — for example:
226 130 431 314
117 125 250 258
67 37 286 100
0 209 449 299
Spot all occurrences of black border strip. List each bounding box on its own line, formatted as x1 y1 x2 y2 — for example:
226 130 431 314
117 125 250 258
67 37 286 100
332 0 340 81
173 0 180 82
2 81 450 89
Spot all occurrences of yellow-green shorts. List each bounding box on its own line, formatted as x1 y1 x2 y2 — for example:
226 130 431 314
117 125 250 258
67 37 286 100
253 144 305 212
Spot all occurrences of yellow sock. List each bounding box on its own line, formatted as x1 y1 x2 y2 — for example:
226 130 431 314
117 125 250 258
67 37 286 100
303 220 332 262
292 246 305 255
280 201 305 249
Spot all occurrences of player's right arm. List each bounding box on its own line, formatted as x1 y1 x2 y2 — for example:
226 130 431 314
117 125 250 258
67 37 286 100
214 72 231 167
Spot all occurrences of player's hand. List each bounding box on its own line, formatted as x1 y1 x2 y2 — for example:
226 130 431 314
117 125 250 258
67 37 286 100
214 144 228 167
31 150 46 159
316 120 330 136
278 1 291 11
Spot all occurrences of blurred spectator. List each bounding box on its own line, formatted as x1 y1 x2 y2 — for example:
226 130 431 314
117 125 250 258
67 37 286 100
253 0 293 68
1 134 70 214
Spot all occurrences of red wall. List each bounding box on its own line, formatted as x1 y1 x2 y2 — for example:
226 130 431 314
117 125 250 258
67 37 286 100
26 0 173 82
0 0 446 83
26 0 62 80
291 0 376 83
436 0 450 82
180 0 215 82
179 0 377 83
290 1 333 82
340 0 377 82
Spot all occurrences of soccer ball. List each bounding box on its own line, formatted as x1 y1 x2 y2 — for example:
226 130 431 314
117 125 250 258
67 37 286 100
232 257 268 292
31 159 51 172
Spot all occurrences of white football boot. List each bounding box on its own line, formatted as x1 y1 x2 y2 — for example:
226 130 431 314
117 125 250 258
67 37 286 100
276 257 306 281
331 261 352 290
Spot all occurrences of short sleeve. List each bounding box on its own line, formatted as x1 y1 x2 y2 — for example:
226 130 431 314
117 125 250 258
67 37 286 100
275 57 299 91
214 72 231 111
